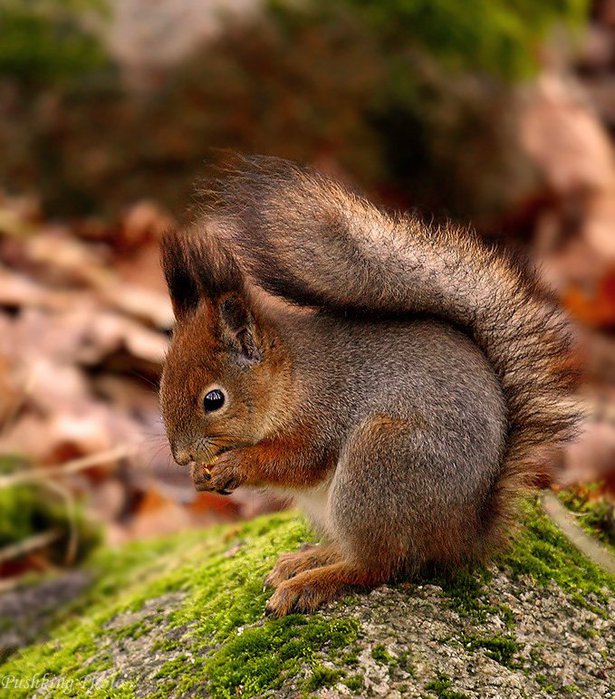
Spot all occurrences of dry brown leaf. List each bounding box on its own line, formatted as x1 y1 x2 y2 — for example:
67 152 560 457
20 230 112 288
583 191 615 260
120 200 174 249
0 268 69 311
520 73 615 194
114 237 169 294
563 272 615 329
100 282 173 329
561 420 615 486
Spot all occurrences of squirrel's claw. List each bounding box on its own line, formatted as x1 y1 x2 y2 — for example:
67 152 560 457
190 451 247 494
265 572 340 617
208 451 246 494
264 545 324 588
191 463 212 491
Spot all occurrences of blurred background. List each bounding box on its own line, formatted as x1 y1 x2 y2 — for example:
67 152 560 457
1 0 614 587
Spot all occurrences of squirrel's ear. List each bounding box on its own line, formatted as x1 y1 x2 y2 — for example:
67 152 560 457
218 293 263 367
160 229 201 320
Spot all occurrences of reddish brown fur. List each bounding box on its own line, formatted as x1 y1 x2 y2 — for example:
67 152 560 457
201 431 336 492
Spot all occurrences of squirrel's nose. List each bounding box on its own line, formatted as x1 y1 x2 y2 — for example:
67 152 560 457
172 445 194 466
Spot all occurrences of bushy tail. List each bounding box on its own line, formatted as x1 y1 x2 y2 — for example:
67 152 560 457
202 156 582 554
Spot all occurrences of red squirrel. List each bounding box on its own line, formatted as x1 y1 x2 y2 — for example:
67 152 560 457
159 156 580 617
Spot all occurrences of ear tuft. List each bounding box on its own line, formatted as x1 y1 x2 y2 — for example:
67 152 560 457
160 229 201 320
160 225 246 321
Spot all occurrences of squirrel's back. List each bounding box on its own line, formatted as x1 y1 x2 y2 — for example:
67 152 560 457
281 310 505 438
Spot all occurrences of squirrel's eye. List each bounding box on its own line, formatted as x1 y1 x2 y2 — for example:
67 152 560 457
203 389 225 412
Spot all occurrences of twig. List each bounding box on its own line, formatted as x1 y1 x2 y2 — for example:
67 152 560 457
542 491 615 576
0 530 62 565
0 446 136 569
39 480 79 566
0 445 137 489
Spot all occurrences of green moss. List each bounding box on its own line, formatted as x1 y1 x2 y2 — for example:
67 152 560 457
461 633 521 667
343 673 365 692
434 568 492 619
341 648 360 666
1 498 612 698
304 665 342 691
206 616 357 697
371 644 415 680
108 620 151 642
496 603 516 630
425 671 469 699
371 643 391 664
535 673 557 693
0 512 360 698
392 650 415 678
500 497 614 607
420 496 614 626
579 626 598 640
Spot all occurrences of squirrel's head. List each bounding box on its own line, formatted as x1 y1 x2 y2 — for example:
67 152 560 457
159 228 286 467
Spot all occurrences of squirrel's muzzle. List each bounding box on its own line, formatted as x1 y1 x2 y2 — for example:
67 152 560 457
171 445 195 466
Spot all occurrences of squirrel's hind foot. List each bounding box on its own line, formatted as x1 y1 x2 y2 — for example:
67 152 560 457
264 543 340 589
264 561 384 617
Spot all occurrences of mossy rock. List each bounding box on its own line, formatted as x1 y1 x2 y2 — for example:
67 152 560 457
1 498 613 698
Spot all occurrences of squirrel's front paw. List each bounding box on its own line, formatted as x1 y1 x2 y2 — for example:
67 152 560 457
205 451 247 495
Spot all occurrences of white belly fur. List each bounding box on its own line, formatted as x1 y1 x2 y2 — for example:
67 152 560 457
274 478 333 535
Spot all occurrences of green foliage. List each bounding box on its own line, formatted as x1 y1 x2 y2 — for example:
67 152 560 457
271 0 590 220
0 0 109 86
0 0 591 222
0 455 100 564
0 3 386 215
334 0 589 80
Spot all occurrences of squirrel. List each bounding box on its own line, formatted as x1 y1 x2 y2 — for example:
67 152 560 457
159 156 581 617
